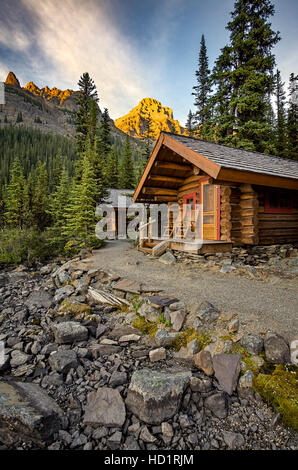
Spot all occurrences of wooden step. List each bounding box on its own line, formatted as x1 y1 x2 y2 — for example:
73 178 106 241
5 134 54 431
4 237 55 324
137 245 152 254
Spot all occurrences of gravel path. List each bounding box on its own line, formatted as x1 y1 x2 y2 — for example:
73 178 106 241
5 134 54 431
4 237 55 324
88 241 298 342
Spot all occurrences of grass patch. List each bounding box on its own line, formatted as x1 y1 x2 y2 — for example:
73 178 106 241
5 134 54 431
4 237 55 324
171 328 211 352
59 299 92 316
253 365 298 430
131 295 144 314
132 315 159 339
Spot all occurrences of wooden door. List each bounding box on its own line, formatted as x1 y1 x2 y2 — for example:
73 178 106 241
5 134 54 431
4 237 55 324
201 181 220 240
182 192 197 238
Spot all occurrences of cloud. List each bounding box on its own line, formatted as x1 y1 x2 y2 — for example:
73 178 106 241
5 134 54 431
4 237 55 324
0 0 153 118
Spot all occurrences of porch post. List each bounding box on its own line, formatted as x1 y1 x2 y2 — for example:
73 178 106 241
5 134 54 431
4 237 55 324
239 184 259 245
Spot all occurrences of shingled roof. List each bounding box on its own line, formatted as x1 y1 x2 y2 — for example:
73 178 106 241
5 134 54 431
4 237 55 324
164 132 298 181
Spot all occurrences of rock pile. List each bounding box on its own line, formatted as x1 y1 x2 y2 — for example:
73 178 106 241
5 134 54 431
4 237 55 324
0 257 297 450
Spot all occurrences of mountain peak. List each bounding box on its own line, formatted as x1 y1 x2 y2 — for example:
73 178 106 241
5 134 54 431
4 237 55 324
115 97 185 140
5 71 20 87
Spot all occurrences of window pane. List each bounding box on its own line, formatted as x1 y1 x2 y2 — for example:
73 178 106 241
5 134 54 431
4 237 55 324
268 192 279 208
203 185 214 212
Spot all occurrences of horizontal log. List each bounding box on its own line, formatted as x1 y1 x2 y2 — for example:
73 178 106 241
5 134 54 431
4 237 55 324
178 181 200 193
154 196 178 203
183 175 201 185
143 187 178 196
154 161 192 172
149 175 185 185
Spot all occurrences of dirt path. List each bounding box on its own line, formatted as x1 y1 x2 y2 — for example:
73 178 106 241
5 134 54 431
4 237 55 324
87 241 298 342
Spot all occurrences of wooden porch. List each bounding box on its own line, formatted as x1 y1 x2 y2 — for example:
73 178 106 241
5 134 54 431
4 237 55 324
138 238 232 255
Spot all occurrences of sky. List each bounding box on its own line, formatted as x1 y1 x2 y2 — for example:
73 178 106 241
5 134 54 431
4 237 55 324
0 0 297 124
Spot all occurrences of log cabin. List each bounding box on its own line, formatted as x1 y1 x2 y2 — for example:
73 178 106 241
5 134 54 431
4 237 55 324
133 132 298 254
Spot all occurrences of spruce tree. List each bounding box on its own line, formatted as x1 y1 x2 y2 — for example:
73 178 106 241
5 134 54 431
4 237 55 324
48 168 70 238
275 70 287 156
287 73 298 160
32 161 50 230
4 156 25 228
75 72 98 153
212 0 280 152
119 136 135 189
98 108 112 161
143 112 154 160
192 35 212 134
106 146 119 188
185 110 195 136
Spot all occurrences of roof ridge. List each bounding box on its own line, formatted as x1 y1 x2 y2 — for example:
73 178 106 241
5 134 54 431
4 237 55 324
162 132 298 166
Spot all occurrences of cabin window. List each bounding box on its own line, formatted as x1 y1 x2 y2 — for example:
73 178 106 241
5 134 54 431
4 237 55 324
264 189 294 214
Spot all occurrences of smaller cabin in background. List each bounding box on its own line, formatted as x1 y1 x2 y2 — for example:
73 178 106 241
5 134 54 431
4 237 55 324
133 132 298 254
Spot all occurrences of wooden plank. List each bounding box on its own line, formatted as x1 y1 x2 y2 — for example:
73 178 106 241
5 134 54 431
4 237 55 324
218 169 298 191
154 161 192 172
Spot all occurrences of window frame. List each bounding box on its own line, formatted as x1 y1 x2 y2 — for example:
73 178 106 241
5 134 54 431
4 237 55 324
264 189 294 214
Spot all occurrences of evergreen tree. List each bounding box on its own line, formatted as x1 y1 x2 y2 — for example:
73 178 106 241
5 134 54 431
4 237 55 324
143 112 154 160
287 73 298 160
64 154 98 238
23 172 35 229
212 0 280 152
48 168 70 237
32 161 50 230
275 70 287 156
119 136 135 189
16 112 23 123
135 152 146 183
75 72 99 153
185 110 195 136
192 35 212 134
106 146 119 188
87 138 108 202
4 156 25 228
98 108 112 161
88 100 99 147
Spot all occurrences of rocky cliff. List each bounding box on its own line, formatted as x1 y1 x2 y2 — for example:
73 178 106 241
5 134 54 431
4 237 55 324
114 97 186 140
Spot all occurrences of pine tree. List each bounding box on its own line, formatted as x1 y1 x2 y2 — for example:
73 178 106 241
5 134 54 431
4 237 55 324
88 138 108 202
185 110 195 136
32 161 50 230
23 172 35 228
98 108 112 161
4 156 25 228
64 154 98 238
119 136 135 189
143 112 154 160
192 35 212 134
16 112 23 123
212 0 280 152
48 168 70 237
106 146 119 188
88 100 99 147
275 70 287 156
287 73 298 160
135 152 146 183
75 72 99 153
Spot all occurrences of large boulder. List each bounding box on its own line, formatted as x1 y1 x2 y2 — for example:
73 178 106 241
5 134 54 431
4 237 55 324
83 387 126 427
52 321 88 344
213 354 241 395
125 368 192 425
0 380 64 446
264 332 290 364
48 349 78 374
194 350 214 376
237 370 255 400
25 290 53 309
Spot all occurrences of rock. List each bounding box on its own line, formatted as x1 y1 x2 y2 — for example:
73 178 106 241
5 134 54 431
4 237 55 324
190 377 212 393
222 431 245 449
158 251 176 265
10 350 30 368
109 371 127 387
170 310 187 332
139 303 160 322
52 321 88 344
25 290 53 309
90 344 122 358
213 354 241 395
173 340 198 363
83 387 126 427
48 350 78 374
96 324 108 338
54 285 75 303
140 426 156 443
220 265 236 273
123 436 140 450
264 331 290 364
194 350 214 376
149 347 166 362
147 296 179 308
125 368 192 425
0 380 64 445
107 431 122 450
204 340 234 357
196 301 219 323
154 329 177 347
237 370 255 400
109 326 140 340
204 392 229 418
119 334 141 343
239 334 264 355
112 279 141 294
229 318 239 333
161 421 174 438
58 270 71 285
